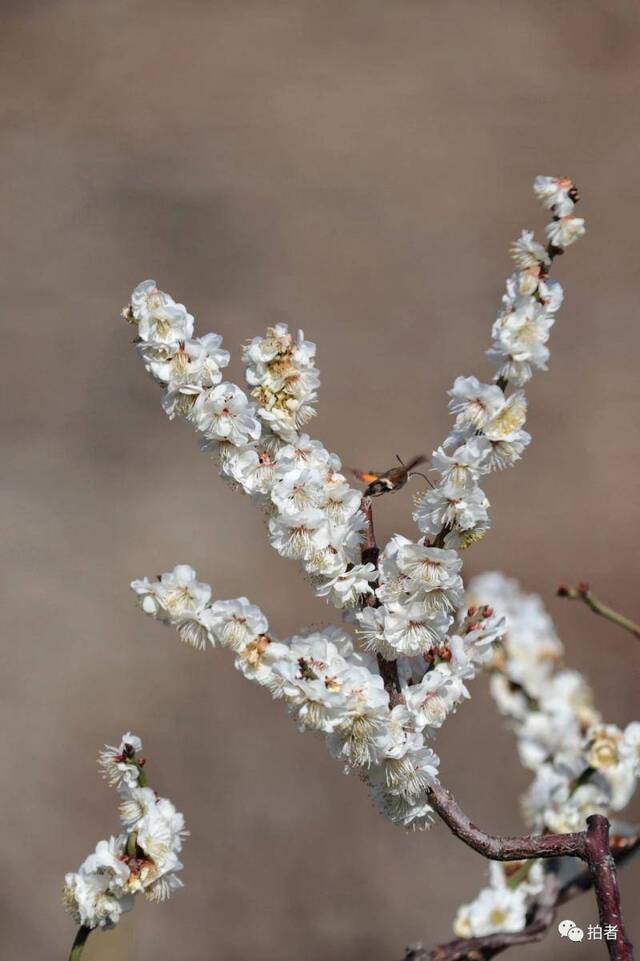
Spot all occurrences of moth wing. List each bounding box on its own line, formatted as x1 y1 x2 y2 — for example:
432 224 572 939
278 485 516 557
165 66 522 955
350 468 382 484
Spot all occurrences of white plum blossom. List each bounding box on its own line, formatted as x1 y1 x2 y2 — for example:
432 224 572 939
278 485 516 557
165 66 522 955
532 175 577 216
128 279 174 322
122 179 585 842
268 508 331 560
130 564 213 649
545 215 586 249
453 859 547 938
201 597 268 651
314 562 377 609
270 466 325 515
403 669 454 729
510 229 550 269
98 733 144 787
276 433 341 472
138 303 194 348
130 565 210 622
220 443 276 496
143 333 230 395
448 376 505 431
377 602 452 658
454 878 528 938
190 382 262 446
414 482 490 541
431 439 490 491
63 856 133 930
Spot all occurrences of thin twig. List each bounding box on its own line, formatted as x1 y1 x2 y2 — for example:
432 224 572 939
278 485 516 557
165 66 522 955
69 925 91 961
360 496 401 699
557 582 640 640
360 496 380 568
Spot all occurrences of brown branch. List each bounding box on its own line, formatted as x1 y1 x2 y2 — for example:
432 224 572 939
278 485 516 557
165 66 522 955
586 815 634 961
427 780 586 861
360 496 401 699
558 833 640 905
422 782 636 961
558 582 640 640
360 496 380 568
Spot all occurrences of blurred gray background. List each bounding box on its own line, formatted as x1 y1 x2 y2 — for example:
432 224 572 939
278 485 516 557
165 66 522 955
2 2 639 960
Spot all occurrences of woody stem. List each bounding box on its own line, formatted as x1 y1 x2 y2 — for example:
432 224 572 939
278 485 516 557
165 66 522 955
360 497 401 699
68 925 91 961
586 816 634 961
558 584 640 640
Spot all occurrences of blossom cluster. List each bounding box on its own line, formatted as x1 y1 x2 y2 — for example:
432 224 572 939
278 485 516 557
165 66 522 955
450 572 640 938
131 564 503 829
475 573 640 833
352 535 465 659
413 175 584 550
63 735 187 931
125 283 373 612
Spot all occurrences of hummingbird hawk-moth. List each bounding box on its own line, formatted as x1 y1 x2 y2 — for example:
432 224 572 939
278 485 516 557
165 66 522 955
350 454 427 497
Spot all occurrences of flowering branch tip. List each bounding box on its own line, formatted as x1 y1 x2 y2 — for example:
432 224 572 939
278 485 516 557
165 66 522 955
63 735 187 957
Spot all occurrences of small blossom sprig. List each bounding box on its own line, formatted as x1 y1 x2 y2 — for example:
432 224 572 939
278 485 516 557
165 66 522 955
131 564 502 830
62 735 187 960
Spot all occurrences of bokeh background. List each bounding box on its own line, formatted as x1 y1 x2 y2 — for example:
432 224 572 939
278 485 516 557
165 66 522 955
2 2 639 959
